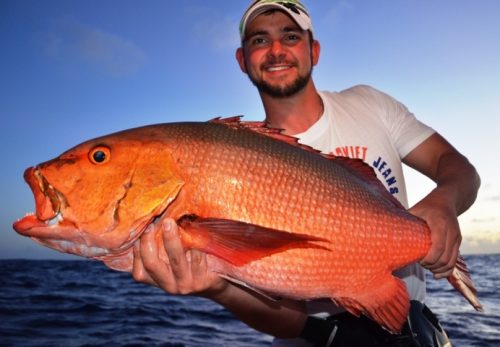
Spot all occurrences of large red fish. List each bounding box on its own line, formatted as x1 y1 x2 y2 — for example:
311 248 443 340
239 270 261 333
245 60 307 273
13 117 482 332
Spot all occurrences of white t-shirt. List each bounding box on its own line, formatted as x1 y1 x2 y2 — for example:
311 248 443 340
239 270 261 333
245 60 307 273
273 85 434 346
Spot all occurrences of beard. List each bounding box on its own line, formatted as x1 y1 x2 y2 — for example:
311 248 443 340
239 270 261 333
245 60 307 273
248 68 312 98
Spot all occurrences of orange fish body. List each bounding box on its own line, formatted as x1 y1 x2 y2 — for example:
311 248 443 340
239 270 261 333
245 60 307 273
13 117 482 332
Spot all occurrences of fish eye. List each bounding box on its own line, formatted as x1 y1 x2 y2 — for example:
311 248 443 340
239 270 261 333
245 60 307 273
89 146 111 165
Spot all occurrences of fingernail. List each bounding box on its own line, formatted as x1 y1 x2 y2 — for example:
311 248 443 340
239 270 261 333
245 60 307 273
144 223 154 234
163 218 172 233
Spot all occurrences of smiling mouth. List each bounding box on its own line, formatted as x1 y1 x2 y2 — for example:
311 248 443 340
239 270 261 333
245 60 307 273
266 65 292 72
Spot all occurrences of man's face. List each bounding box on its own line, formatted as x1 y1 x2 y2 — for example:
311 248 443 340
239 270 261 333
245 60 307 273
236 10 319 98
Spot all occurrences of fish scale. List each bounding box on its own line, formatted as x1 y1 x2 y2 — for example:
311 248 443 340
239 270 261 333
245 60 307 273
168 122 428 295
13 116 482 333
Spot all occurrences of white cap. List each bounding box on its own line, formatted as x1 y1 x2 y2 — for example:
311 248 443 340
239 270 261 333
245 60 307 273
239 0 313 41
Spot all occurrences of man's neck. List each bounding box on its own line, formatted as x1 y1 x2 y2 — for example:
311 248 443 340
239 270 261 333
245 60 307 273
261 82 323 135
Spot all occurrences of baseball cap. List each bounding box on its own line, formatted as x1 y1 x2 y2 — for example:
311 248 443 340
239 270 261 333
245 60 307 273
239 0 314 41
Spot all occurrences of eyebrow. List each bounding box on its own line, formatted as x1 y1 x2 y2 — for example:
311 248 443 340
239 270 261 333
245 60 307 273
244 26 304 42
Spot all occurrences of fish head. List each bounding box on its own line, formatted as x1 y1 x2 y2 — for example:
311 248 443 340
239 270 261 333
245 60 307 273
13 127 184 266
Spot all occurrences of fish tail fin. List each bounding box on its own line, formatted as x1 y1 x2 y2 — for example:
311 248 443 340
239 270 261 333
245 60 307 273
446 254 483 311
177 215 329 266
334 274 410 333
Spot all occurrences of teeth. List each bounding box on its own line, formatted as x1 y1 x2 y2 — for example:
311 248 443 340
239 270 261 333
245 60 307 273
267 66 289 72
47 213 63 226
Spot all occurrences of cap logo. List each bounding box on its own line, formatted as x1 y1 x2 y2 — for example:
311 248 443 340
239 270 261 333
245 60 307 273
239 0 313 41
279 2 301 15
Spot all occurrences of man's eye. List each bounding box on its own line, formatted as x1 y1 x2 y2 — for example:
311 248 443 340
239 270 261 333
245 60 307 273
284 34 300 42
251 37 267 45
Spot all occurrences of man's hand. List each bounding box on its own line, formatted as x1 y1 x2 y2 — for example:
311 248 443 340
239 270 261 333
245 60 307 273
409 190 461 279
131 215 308 338
132 215 228 298
403 133 480 280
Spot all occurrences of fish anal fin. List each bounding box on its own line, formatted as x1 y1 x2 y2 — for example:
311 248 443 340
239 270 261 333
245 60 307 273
447 254 483 311
333 274 410 333
177 215 329 266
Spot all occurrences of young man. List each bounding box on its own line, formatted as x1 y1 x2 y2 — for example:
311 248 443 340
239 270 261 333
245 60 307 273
132 1 480 345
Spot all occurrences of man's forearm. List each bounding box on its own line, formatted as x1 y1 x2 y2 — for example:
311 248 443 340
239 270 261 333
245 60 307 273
431 151 480 215
208 282 307 338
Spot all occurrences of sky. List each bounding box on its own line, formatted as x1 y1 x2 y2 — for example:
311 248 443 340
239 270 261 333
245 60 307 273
1 0 499 259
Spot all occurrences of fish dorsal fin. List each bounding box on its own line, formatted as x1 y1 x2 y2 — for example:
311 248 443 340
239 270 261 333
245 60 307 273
210 116 405 211
209 116 322 155
331 156 406 210
177 215 329 267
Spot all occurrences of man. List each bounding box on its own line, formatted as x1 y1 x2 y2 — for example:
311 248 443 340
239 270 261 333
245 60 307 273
132 1 480 346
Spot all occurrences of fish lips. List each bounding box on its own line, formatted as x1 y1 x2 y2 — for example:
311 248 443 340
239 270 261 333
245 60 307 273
13 167 62 234
30 167 61 220
12 169 106 257
13 213 108 258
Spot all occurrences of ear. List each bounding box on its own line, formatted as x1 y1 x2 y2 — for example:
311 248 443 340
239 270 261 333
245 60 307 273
311 40 320 66
235 47 248 73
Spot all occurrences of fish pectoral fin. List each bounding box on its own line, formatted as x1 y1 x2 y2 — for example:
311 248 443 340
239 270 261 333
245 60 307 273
177 215 329 266
333 274 410 334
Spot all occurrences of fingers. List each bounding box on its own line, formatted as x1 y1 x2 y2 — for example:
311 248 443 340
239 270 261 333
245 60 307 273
131 217 227 297
132 224 157 286
160 218 194 294
141 219 183 293
432 244 459 279
131 217 207 295
420 220 461 279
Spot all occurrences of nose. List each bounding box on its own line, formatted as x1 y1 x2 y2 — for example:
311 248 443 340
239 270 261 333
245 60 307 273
268 39 285 59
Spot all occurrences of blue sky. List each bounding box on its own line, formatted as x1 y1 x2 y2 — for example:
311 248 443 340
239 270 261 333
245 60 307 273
1 0 499 259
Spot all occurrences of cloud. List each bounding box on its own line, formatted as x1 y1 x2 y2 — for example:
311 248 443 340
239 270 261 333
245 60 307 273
318 1 354 28
471 217 497 224
186 5 240 50
39 16 146 77
485 194 500 201
461 230 500 254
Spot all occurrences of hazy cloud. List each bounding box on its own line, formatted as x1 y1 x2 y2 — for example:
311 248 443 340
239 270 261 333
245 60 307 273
39 16 146 77
485 194 500 201
462 230 500 255
186 6 240 50
319 1 354 29
471 217 497 224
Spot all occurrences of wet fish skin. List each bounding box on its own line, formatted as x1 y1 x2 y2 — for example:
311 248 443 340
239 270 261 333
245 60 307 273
13 117 482 332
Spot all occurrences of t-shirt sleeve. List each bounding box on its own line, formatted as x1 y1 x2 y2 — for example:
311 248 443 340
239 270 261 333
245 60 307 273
354 85 435 159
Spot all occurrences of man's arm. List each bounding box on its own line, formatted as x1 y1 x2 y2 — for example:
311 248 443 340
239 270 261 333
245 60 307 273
132 217 307 338
403 132 480 278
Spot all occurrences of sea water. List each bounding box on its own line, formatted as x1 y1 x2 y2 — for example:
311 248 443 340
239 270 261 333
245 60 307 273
0 255 498 346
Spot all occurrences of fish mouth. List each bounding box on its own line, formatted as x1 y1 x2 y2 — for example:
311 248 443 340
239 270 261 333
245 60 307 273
13 166 66 235
12 167 135 259
12 168 109 258
29 167 61 221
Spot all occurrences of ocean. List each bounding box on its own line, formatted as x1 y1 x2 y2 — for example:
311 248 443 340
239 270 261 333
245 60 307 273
0 254 498 347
